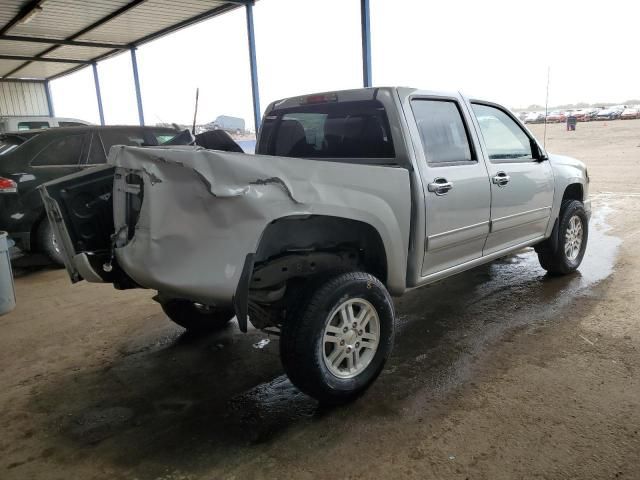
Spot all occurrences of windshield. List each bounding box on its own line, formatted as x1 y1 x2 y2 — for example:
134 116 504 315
0 135 25 156
258 100 395 159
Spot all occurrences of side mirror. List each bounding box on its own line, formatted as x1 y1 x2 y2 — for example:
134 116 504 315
531 138 548 161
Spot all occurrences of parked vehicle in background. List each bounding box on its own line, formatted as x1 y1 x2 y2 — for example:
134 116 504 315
41 87 591 403
0 116 91 133
573 108 598 122
524 111 545 123
545 111 566 123
595 107 623 121
204 115 245 135
0 125 188 264
620 108 639 119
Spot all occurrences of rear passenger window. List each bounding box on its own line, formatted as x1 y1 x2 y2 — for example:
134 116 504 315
411 100 474 164
86 134 107 164
58 121 87 127
31 134 86 166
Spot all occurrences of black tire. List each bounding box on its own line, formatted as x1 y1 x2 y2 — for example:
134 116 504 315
160 299 234 333
537 200 588 275
280 272 395 404
36 219 64 266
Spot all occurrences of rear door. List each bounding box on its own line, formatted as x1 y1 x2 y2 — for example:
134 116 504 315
406 94 491 276
468 102 554 255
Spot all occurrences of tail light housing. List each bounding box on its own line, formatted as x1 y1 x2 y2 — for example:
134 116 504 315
0 177 17 193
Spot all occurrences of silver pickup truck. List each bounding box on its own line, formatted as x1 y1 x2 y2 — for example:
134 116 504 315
40 87 590 404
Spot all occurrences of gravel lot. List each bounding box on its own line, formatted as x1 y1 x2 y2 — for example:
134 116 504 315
1 119 639 479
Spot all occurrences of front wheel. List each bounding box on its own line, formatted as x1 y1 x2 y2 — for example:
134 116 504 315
280 272 395 404
537 200 588 275
160 299 235 333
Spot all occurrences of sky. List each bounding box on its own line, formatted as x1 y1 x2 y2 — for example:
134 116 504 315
50 0 640 129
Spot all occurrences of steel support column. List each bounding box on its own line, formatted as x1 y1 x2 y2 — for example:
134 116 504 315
245 2 261 132
360 0 372 88
44 80 55 117
130 47 145 126
92 62 105 126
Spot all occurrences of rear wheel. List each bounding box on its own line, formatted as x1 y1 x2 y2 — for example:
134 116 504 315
36 219 64 266
537 200 588 275
160 299 235 333
280 272 395 404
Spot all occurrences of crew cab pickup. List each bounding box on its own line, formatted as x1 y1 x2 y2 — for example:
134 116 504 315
40 87 591 404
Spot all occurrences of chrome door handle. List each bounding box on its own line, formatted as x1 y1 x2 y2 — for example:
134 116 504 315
427 177 453 196
492 172 510 187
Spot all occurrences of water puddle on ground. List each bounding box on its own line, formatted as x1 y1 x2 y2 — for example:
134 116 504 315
381 199 621 403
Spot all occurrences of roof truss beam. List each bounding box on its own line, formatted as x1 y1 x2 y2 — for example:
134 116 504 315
0 34 127 50
2 0 148 78
0 54 89 64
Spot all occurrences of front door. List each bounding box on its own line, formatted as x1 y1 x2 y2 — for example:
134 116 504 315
409 96 492 277
469 103 555 255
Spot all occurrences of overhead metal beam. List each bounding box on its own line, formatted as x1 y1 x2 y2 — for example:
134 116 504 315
0 78 44 84
47 1 244 81
44 80 55 117
0 0 46 35
92 62 105 126
0 54 89 64
245 2 261 132
3 0 148 79
0 34 127 50
360 0 372 88
130 47 145 126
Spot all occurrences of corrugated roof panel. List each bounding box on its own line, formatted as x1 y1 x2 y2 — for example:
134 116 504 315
8 0 130 40
7 61 77 79
0 0 242 80
0 59 25 77
0 0 23 28
0 39 47 57
77 0 229 44
43 45 113 61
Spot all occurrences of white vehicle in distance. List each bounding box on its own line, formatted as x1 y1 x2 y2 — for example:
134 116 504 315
0 116 92 133
524 111 545 124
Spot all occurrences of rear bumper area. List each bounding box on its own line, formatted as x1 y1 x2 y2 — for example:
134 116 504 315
111 148 289 307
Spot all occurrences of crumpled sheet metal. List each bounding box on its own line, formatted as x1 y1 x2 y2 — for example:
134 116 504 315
108 145 412 305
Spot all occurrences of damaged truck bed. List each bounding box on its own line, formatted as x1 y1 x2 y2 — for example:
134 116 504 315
40 87 590 403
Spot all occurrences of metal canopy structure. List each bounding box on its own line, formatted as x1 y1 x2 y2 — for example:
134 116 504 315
0 0 373 130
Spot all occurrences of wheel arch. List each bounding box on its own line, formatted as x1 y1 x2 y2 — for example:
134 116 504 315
253 215 389 284
562 183 584 203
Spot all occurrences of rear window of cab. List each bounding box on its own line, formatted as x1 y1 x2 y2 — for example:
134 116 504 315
257 100 395 159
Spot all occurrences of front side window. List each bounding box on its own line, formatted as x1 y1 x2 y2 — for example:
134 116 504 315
411 99 474 164
150 129 179 145
258 100 394 159
31 134 86 166
471 104 533 161
18 121 50 130
99 130 146 155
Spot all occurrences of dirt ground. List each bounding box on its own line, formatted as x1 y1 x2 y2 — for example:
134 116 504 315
2 120 639 480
